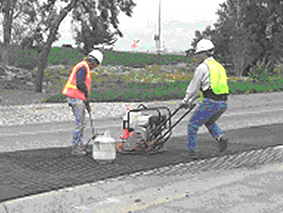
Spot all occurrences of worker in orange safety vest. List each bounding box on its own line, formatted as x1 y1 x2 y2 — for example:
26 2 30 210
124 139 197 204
62 49 103 156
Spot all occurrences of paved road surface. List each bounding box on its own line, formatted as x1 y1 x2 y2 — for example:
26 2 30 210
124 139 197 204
1 104 283 152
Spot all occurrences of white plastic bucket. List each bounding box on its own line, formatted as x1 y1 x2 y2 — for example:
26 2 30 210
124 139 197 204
92 135 116 164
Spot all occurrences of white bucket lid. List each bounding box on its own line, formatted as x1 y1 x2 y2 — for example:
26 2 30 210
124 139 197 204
93 136 115 143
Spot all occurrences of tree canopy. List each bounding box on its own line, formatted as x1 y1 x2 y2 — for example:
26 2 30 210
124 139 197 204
191 0 283 76
72 0 136 54
0 0 137 92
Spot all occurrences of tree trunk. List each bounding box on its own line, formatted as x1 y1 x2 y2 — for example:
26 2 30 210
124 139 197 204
2 0 14 46
34 44 51 93
34 0 77 93
2 0 16 64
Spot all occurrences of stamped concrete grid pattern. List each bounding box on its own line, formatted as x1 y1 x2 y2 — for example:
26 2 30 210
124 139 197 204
1 122 283 203
2 146 283 213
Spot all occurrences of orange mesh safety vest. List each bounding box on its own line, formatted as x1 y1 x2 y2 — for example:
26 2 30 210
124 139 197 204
62 60 91 101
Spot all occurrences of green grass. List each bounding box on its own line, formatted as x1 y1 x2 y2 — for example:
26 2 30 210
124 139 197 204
2 44 193 69
3 44 283 103
41 62 283 103
43 76 283 103
43 81 187 103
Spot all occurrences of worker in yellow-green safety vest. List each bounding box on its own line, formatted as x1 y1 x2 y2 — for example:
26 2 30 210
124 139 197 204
179 39 229 158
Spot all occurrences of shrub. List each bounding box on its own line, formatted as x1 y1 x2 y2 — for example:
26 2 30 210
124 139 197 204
0 44 38 69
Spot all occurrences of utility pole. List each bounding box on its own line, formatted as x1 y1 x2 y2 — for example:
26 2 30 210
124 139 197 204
154 0 161 55
158 0 161 55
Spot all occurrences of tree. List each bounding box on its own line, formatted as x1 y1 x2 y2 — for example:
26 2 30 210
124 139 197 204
0 0 136 92
191 30 203 49
211 0 249 76
33 0 77 92
191 0 283 76
0 0 39 45
1 0 15 46
0 0 21 63
12 0 42 49
32 0 136 93
262 0 283 71
72 0 136 54
0 0 40 64
191 26 214 49
0 0 15 64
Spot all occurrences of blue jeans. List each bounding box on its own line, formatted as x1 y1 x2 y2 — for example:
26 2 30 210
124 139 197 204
67 97 86 147
187 98 227 151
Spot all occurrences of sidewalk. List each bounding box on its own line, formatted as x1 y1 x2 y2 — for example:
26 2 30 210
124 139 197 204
76 157 283 213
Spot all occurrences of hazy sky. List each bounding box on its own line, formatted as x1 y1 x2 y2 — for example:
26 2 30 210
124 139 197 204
54 0 226 52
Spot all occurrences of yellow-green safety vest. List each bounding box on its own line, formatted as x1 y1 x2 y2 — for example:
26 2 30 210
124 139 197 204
199 59 229 102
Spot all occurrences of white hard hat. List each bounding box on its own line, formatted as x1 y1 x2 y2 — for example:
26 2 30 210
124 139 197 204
88 50 103 64
195 39 215 54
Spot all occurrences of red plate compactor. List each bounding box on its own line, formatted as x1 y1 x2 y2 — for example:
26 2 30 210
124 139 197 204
116 103 196 154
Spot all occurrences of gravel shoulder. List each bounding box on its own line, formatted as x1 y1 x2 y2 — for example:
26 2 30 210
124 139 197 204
0 91 283 127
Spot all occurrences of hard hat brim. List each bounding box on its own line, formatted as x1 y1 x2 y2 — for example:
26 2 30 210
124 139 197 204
88 50 103 65
195 48 214 54
88 56 100 64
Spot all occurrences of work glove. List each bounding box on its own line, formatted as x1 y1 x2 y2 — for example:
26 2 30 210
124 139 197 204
179 100 192 109
83 91 91 113
179 102 189 109
84 100 91 113
84 91 89 100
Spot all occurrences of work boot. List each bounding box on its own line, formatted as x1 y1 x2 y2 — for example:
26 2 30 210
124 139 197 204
156 145 167 152
83 144 92 153
152 144 167 153
181 150 198 159
217 135 228 153
71 144 87 156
